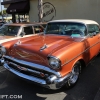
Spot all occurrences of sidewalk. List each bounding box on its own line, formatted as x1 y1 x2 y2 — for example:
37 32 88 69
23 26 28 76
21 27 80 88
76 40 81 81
94 88 100 100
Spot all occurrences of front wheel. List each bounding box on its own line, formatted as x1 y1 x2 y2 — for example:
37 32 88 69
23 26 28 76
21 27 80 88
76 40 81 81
65 61 81 88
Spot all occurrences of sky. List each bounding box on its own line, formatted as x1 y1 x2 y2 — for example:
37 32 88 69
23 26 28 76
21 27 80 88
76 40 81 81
0 0 4 11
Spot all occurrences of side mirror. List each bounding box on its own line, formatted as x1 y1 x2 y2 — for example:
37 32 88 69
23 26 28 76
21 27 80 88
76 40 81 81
89 32 96 37
92 32 96 36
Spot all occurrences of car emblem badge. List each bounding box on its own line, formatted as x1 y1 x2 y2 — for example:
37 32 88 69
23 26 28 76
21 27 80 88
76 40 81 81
40 72 45 77
17 65 27 71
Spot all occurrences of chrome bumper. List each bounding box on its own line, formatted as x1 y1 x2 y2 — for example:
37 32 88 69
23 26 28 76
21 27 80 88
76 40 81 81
0 57 71 90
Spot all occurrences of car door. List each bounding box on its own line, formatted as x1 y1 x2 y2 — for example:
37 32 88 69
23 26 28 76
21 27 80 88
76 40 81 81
85 24 100 60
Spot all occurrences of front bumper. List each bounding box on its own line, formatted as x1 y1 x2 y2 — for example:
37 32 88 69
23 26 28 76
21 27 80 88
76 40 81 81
0 56 71 90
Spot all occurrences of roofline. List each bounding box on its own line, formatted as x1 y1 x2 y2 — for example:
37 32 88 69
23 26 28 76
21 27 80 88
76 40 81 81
4 22 47 26
48 19 99 25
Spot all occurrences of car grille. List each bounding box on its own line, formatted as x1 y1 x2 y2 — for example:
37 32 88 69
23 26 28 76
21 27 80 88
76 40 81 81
4 57 50 79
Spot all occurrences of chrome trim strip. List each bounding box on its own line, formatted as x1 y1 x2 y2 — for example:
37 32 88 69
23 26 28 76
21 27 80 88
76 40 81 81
62 41 100 66
4 56 61 77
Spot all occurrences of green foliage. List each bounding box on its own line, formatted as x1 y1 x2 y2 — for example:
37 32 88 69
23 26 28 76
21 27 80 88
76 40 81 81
0 9 6 15
3 9 6 14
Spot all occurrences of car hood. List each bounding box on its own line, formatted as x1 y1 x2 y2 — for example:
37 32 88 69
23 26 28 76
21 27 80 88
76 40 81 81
8 35 82 66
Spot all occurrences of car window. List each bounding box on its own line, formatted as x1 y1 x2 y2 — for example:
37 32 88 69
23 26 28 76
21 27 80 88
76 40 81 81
0 25 20 36
45 22 87 37
34 25 44 33
94 25 100 33
41 24 46 28
23 26 33 35
87 24 100 35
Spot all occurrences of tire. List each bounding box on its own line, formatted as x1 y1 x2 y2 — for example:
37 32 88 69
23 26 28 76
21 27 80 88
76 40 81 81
65 61 81 88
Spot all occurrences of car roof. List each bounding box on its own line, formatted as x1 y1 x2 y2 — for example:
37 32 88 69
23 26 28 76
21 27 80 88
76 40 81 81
49 19 99 25
4 22 47 26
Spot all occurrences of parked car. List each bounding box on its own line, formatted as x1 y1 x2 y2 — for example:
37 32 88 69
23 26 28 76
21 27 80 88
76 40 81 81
0 19 100 90
0 22 46 43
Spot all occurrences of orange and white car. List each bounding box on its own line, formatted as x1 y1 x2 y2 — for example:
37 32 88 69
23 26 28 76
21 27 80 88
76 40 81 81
0 19 100 90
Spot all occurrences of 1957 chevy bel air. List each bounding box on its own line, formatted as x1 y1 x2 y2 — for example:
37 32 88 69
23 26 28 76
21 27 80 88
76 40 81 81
0 19 100 90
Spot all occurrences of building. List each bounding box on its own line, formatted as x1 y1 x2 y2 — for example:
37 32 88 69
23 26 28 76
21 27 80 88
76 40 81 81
1 0 30 23
1 0 100 24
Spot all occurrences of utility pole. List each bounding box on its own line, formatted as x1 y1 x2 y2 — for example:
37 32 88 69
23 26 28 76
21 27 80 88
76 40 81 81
0 0 3 21
38 0 43 22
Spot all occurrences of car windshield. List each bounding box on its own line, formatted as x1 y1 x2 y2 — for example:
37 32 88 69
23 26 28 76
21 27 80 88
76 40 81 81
0 25 20 36
45 22 87 37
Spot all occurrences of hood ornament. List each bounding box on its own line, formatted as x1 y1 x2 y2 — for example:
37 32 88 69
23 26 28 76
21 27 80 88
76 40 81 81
40 44 48 51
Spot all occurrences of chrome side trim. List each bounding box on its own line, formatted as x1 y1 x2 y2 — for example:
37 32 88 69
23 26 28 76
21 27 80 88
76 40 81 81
62 41 100 66
4 56 61 77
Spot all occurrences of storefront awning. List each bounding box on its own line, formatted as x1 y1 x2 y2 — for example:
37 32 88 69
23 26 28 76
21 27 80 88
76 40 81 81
6 1 30 14
1 0 27 5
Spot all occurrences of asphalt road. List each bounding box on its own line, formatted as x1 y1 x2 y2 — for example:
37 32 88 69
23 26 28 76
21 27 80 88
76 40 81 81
0 55 100 100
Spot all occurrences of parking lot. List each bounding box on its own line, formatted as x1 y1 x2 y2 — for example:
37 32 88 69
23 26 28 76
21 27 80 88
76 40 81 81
0 55 100 100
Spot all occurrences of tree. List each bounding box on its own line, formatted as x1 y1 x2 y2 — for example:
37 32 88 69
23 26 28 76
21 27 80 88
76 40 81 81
0 9 6 16
3 9 6 15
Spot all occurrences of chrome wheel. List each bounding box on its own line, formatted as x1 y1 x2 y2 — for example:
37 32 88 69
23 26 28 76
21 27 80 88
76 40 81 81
65 61 81 88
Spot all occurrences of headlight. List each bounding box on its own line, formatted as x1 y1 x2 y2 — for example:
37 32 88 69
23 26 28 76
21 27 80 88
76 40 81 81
48 56 61 70
0 45 6 57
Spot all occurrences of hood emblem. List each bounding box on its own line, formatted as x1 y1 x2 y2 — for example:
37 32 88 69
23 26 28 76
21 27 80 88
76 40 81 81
40 44 48 51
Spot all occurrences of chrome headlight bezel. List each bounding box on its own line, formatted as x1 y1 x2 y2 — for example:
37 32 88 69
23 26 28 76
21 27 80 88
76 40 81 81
48 56 61 70
0 45 6 57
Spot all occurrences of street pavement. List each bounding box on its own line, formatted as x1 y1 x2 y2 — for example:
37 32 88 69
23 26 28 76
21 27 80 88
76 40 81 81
1 55 100 100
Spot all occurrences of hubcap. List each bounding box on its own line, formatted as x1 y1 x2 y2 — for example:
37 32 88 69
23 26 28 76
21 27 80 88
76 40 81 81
69 64 80 84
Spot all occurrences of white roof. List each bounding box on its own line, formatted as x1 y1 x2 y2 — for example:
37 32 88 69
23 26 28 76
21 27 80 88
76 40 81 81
49 19 99 25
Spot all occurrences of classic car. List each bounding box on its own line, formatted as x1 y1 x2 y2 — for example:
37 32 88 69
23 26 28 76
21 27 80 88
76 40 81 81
0 19 100 90
0 22 46 44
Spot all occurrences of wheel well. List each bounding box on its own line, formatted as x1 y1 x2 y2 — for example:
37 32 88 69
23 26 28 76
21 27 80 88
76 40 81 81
78 59 86 70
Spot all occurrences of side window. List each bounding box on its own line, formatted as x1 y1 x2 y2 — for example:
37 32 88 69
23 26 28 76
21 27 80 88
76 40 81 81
23 26 33 35
87 24 100 34
87 25 95 33
94 25 100 34
34 25 44 33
